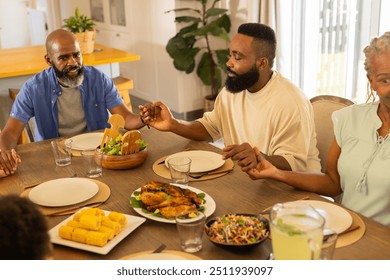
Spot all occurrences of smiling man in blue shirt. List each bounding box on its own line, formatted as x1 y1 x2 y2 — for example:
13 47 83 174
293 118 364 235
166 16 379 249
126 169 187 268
0 29 145 175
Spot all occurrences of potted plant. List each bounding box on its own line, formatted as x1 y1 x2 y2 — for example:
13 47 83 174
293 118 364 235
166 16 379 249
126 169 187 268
62 8 96 54
165 0 231 111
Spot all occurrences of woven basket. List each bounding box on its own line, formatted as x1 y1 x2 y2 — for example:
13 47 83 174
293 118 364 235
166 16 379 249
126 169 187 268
74 29 96 54
204 97 215 112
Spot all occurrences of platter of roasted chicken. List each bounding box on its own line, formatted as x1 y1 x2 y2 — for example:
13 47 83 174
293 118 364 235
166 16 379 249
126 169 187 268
129 181 216 224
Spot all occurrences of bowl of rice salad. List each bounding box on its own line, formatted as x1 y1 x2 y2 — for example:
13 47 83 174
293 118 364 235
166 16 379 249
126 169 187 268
204 213 269 251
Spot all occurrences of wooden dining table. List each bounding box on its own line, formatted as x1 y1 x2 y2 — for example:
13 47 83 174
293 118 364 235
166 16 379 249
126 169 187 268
1 128 389 260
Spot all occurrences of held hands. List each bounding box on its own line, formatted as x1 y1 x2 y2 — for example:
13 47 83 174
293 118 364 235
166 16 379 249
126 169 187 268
246 147 277 180
222 143 258 172
0 149 21 177
138 101 173 131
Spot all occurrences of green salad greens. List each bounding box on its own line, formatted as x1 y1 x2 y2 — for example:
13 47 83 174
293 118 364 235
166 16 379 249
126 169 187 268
99 134 147 155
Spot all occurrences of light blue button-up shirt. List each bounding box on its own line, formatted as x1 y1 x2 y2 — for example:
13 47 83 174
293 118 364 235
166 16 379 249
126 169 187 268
10 66 123 141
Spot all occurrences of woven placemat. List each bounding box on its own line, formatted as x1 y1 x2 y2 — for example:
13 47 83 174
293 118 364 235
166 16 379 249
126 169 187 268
120 250 203 260
70 149 82 157
261 204 365 248
152 156 234 181
335 209 366 248
21 179 111 216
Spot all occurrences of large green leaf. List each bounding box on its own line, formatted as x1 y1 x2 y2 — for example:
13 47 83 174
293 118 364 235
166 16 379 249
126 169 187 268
212 14 231 34
197 52 222 90
183 15 231 41
175 16 202 24
166 23 198 57
166 35 193 58
173 48 200 73
165 8 201 15
205 8 228 18
215 49 229 70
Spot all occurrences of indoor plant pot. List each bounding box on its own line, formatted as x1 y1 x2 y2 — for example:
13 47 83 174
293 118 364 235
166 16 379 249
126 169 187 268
165 0 231 111
63 8 96 54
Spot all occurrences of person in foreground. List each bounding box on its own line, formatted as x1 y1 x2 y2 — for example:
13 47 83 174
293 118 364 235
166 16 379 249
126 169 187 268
140 23 321 173
0 29 145 176
0 195 52 259
247 32 390 227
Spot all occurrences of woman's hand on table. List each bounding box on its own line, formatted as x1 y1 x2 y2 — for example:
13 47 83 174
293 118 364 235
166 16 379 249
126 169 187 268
246 147 278 180
223 143 258 172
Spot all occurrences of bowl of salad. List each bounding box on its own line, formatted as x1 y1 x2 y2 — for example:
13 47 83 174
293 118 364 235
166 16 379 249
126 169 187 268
96 132 148 170
204 213 269 251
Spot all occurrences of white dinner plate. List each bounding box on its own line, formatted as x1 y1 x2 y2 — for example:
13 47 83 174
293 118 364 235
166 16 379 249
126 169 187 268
130 184 216 224
290 200 353 234
49 208 146 255
29 178 99 207
164 150 225 173
67 132 104 150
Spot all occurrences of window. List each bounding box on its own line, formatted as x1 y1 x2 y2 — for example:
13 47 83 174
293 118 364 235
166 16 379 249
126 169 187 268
269 0 386 103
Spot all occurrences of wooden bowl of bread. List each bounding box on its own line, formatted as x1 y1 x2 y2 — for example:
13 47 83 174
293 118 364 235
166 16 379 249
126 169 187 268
95 115 148 170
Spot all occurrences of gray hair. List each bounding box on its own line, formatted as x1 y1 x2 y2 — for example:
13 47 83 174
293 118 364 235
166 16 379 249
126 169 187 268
363 31 390 75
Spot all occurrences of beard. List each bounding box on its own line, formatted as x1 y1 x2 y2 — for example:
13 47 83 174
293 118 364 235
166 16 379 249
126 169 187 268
225 64 259 93
53 64 84 88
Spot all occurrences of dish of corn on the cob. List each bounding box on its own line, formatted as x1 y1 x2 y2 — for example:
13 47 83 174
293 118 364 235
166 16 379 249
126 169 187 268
51 207 146 254
58 207 127 247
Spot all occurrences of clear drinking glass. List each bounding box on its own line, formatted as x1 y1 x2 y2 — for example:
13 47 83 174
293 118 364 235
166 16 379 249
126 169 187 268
320 228 338 260
81 149 102 178
175 211 206 253
51 138 72 166
270 202 325 260
167 157 191 185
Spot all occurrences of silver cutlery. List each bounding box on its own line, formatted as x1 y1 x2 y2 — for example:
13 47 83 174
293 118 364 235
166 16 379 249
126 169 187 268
24 173 77 189
152 244 166 253
189 168 233 179
47 201 105 216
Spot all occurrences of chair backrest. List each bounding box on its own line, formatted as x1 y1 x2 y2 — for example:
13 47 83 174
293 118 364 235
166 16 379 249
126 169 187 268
8 88 35 144
310 95 354 173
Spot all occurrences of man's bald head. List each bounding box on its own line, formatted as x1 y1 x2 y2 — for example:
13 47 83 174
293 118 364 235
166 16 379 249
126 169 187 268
44 29 84 88
45 29 79 56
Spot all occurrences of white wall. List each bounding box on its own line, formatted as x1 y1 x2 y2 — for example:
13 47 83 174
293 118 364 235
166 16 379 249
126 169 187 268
0 0 31 48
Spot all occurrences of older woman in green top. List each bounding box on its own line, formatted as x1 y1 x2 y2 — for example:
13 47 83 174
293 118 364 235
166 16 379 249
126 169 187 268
246 32 390 227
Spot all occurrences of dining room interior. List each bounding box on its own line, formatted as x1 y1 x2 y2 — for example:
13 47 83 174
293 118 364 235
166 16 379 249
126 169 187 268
1 0 390 265
1 0 389 128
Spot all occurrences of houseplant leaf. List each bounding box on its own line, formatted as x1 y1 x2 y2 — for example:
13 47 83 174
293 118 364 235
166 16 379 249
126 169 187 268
62 8 96 54
165 0 231 101
197 52 223 96
173 48 200 73
62 8 96 33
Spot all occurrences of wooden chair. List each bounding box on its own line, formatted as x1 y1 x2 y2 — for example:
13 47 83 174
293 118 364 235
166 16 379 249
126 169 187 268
310 95 354 173
112 76 134 112
8 88 35 144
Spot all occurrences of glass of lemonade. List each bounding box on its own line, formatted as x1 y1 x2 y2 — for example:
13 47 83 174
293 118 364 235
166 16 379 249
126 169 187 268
270 202 325 260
